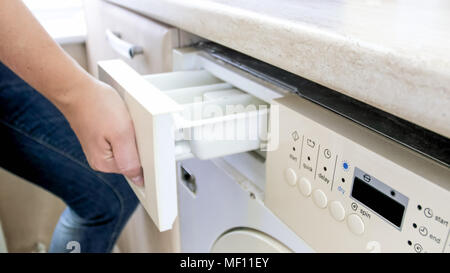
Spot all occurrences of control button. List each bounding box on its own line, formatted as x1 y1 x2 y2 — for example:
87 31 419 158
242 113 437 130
297 177 312 197
324 149 331 159
312 189 328 208
329 201 346 221
414 243 423 253
291 131 300 141
284 168 297 186
424 208 433 218
347 214 365 235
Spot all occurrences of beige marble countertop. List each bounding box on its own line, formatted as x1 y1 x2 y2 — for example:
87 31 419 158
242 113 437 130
25 0 86 45
108 0 450 138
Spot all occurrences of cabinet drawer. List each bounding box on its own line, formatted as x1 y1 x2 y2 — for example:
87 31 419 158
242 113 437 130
84 0 180 77
98 52 274 231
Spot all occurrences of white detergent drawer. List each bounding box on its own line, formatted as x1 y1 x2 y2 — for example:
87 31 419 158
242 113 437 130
98 59 269 231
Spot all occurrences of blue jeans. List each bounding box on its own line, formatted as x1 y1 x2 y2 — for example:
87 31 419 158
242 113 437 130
0 62 139 253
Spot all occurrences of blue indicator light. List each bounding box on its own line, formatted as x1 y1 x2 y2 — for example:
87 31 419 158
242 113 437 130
343 162 349 170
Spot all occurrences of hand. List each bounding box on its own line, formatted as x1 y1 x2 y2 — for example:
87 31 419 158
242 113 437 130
61 79 144 186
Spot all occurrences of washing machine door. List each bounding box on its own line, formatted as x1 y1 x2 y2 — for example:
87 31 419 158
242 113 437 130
211 228 292 253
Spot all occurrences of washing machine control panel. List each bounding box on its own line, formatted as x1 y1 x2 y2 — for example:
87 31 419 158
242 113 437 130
265 95 450 253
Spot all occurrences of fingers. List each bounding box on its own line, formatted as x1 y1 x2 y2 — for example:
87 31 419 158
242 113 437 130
84 140 119 173
109 125 144 187
85 131 144 187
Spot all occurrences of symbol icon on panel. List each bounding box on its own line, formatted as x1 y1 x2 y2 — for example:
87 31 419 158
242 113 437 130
414 243 423 253
424 208 433 218
419 226 428 236
324 149 331 159
292 131 300 141
363 174 371 182
307 139 315 148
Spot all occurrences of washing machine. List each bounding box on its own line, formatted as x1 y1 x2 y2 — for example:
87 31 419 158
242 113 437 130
177 152 313 253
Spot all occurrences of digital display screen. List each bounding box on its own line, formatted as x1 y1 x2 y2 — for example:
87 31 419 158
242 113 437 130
351 177 406 228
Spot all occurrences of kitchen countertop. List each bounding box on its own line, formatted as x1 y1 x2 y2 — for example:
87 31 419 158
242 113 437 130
24 0 86 45
34 11 86 45
107 0 450 138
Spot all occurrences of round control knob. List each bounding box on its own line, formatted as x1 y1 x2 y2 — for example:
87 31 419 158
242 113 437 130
329 201 345 222
297 177 312 197
347 214 365 235
312 189 328 208
284 168 297 186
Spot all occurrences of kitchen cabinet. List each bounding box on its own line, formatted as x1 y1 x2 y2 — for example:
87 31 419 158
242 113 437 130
84 0 200 77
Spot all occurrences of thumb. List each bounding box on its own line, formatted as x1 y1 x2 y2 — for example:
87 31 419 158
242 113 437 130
110 128 144 187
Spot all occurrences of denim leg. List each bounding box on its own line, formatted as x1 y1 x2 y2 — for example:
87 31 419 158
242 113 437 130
0 62 139 253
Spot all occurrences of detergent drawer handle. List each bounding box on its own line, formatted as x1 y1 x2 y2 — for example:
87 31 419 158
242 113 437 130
105 29 143 59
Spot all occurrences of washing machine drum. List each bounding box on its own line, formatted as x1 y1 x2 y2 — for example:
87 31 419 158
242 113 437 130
210 228 292 253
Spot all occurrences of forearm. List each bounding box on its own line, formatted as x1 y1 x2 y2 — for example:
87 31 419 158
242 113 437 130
0 1 144 184
0 0 94 110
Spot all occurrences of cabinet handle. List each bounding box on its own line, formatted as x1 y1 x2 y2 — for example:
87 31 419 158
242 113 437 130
105 29 143 59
